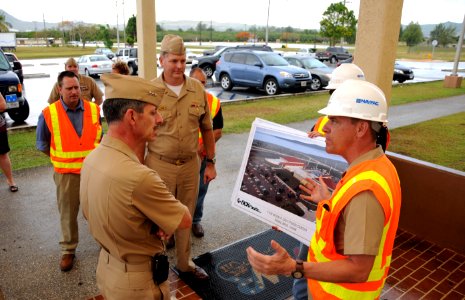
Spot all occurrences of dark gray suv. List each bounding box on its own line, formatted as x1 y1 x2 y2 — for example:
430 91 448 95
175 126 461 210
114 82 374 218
315 47 352 64
191 44 273 78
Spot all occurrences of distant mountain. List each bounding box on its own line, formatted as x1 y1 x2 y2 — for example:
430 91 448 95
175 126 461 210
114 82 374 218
0 10 60 32
1 9 462 36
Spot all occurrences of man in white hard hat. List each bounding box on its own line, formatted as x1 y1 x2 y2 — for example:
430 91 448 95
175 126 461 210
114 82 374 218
247 79 401 300
308 63 366 138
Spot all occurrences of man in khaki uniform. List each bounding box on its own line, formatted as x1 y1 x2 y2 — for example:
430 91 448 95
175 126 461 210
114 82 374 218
81 73 192 299
146 34 217 282
48 58 103 105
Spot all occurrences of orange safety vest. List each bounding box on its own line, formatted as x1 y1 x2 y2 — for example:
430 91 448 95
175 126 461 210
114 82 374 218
198 92 220 146
308 155 401 300
313 116 329 136
43 100 102 174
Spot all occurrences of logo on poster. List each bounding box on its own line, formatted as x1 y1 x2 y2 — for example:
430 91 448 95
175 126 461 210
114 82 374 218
236 198 261 213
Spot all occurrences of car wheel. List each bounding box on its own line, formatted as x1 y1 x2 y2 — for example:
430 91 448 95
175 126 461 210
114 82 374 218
128 64 135 75
7 99 30 123
397 79 406 83
220 73 233 91
264 78 279 95
310 76 322 91
330 56 337 64
202 65 214 78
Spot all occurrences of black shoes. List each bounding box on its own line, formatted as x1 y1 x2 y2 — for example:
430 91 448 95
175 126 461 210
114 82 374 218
192 223 205 238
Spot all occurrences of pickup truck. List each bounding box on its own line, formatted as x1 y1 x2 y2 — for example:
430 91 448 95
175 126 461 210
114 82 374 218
114 48 138 75
0 49 29 122
315 47 352 64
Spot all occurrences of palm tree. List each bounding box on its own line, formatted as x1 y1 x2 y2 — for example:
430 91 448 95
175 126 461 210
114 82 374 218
0 13 12 32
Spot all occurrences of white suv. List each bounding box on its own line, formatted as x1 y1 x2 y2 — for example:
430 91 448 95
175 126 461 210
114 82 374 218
114 48 138 75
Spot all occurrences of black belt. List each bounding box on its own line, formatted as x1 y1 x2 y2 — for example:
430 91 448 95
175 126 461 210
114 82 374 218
157 155 194 166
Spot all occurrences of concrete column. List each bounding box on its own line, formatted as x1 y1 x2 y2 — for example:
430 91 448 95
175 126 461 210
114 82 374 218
136 0 157 80
354 0 403 104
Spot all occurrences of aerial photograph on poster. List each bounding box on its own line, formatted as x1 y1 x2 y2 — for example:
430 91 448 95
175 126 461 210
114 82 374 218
231 118 348 244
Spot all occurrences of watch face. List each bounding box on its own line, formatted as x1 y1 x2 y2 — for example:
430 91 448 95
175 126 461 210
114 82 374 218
292 271 304 279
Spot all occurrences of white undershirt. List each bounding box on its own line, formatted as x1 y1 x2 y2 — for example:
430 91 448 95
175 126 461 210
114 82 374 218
165 83 183 97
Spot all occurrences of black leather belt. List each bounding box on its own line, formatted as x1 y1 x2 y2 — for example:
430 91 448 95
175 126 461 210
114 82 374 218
158 155 194 166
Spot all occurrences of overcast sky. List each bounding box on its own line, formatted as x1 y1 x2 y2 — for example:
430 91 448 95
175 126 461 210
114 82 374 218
2 0 464 29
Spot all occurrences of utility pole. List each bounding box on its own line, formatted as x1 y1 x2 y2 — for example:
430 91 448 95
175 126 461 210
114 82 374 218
265 0 270 45
43 13 48 47
123 0 126 47
210 20 213 42
116 0 120 51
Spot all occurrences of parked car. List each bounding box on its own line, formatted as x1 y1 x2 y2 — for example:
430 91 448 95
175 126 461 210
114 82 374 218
337 57 415 83
214 50 312 96
192 44 273 78
94 48 115 60
315 47 352 64
186 49 198 64
296 47 316 57
4 52 23 84
77 54 113 77
114 48 138 75
202 45 226 56
0 49 29 122
284 55 333 91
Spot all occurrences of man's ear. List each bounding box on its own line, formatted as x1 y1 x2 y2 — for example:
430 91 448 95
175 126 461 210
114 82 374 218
356 120 370 138
123 109 137 125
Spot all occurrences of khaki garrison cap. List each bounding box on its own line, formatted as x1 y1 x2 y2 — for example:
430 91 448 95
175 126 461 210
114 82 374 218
101 73 165 107
160 34 186 55
65 57 78 67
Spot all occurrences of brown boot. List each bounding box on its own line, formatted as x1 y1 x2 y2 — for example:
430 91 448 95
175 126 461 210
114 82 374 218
192 223 204 238
60 254 75 272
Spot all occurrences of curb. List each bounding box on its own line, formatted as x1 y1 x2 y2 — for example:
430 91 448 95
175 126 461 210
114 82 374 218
23 73 50 79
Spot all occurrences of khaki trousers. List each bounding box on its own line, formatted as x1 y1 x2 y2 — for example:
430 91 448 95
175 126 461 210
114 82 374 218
96 249 168 300
53 172 81 254
145 153 200 272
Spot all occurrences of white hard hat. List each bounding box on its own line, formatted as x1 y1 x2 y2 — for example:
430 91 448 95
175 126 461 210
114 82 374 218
319 79 388 123
325 63 365 90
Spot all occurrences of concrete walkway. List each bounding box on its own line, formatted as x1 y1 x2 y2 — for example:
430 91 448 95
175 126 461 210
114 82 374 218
0 95 464 299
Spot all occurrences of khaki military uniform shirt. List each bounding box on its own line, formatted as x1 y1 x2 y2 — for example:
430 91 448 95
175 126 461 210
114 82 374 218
148 75 212 159
334 146 386 256
48 74 103 104
81 135 187 263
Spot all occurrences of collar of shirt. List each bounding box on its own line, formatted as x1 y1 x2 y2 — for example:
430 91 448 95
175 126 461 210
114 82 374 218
100 135 140 163
347 146 384 171
59 98 84 112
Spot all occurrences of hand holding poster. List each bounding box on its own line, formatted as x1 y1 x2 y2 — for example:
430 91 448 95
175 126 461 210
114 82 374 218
231 118 348 244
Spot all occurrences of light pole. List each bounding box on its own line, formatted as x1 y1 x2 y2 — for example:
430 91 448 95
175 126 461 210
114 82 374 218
265 0 270 45
116 0 120 51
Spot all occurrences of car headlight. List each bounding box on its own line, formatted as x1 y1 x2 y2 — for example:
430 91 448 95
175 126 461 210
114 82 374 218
8 85 18 93
279 71 293 78
394 69 403 74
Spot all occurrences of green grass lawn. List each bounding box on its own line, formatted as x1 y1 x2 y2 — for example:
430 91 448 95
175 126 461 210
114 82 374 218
4 79 465 172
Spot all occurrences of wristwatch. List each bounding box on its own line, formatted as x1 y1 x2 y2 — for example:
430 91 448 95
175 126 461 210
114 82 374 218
206 157 216 164
291 259 304 279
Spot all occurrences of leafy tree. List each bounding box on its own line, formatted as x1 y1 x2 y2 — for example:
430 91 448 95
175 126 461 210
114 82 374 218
430 23 456 47
126 15 137 46
236 31 250 42
74 24 98 48
402 22 424 50
319 2 357 46
98 25 113 49
0 13 11 32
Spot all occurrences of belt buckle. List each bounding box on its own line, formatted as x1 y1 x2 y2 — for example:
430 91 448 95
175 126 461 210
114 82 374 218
175 159 183 166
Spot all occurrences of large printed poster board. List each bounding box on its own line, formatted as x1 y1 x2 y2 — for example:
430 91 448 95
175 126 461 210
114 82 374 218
231 118 348 244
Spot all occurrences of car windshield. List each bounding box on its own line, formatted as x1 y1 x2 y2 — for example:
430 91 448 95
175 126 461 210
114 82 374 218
301 58 327 69
90 56 110 62
0 52 11 70
260 53 289 66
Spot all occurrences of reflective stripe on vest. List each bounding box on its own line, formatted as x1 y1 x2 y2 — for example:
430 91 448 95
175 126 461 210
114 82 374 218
308 156 401 300
314 116 329 136
44 100 101 174
198 92 220 145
